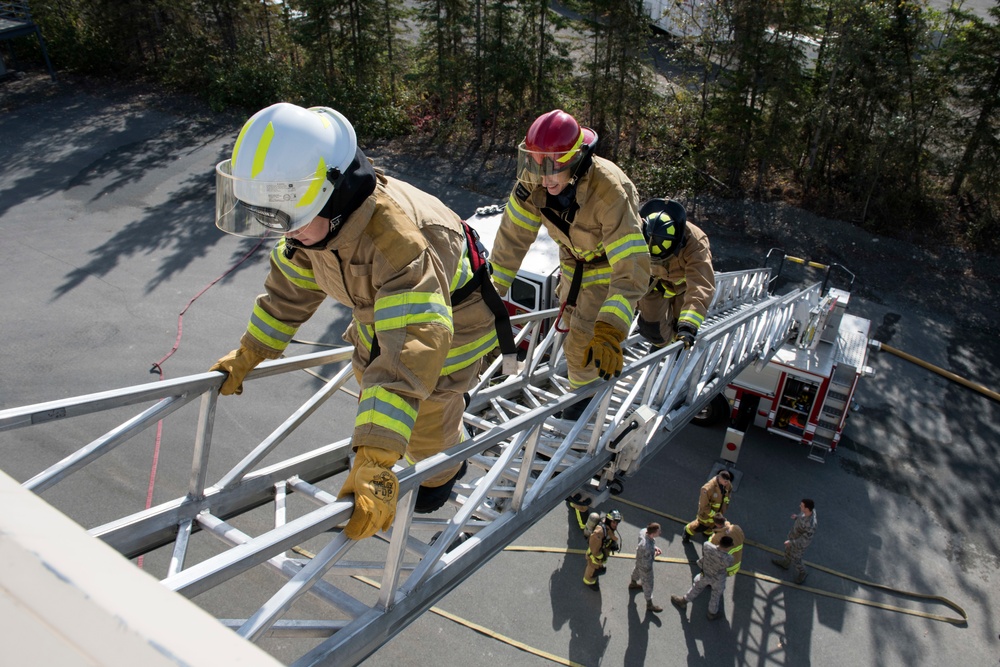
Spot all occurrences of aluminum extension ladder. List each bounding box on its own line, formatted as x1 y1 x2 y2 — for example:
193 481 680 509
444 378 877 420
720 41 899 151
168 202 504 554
0 267 821 666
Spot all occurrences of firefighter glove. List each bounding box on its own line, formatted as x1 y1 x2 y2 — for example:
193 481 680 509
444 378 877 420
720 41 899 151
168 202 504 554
673 322 698 349
337 446 400 540
584 321 625 380
210 346 266 395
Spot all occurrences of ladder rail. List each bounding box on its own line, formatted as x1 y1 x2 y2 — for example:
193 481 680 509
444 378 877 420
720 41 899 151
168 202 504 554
0 267 820 667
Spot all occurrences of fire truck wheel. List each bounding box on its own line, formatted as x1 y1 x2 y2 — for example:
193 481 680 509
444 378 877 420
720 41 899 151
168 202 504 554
692 394 730 428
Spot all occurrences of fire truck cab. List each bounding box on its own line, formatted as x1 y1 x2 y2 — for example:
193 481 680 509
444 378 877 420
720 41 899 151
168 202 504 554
467 206 561 319
722 254 874 462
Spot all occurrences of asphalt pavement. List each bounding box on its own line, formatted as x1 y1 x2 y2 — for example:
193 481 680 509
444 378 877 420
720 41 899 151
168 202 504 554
1 78 997 666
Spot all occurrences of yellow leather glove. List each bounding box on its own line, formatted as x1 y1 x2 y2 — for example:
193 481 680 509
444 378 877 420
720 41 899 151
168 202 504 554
584 321 625 381
209 346 266 395
337 446 400 540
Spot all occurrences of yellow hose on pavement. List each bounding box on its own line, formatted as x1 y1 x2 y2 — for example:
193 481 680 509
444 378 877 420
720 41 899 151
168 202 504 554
874 341 1000 403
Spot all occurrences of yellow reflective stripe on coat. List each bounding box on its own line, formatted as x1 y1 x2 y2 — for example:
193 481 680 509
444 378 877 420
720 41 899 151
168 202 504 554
442 329 497 375
560 261 612 288
605 232 648 265
506 193 541 233
450 242 475 293
657 282 677 298
374 292 453 334
726 543 743 575
272 241 321 291
678 309 705 328
490 262 517 290
600 294 635 328
356 386 417 442
569 375 599 390
354 320 375 352
568 246 606 263
247 304 297 351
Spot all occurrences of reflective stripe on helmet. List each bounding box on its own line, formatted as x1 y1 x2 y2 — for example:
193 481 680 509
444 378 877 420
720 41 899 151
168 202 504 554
251 122 275 179
555 128 585 164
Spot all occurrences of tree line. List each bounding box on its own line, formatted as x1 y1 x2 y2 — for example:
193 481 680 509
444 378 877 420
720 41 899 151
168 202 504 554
15 0 1000 249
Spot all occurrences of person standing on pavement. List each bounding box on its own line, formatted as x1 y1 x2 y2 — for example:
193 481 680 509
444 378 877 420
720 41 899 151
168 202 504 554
488 109 650 420
209 102 503 540
583 509 622 591
683 470 734 542
629 522 663 612
710 514 745 577
636 199 716 349
671 536 735 620
772 498 817 583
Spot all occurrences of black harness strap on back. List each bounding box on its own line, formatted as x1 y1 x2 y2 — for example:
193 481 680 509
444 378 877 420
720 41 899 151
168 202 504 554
450 221 517 357
366 222 516 365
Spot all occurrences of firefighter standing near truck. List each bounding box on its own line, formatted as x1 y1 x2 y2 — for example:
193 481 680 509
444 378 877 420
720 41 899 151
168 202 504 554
583 509 622 591
636 199 715 349
683 470 734 542
209 102 501 539
488 109 650 420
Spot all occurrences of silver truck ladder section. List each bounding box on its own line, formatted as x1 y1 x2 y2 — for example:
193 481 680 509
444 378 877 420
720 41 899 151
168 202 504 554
0 267 825 666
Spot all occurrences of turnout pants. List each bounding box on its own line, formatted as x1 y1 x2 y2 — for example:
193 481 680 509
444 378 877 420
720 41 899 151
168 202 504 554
558 276 610 391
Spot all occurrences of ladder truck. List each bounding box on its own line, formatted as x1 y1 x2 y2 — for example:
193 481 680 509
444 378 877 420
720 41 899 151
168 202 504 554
0 209 872 666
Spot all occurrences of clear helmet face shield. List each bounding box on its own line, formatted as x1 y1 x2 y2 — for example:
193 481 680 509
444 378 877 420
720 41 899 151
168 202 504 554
514 127 597 189
215 159 331 238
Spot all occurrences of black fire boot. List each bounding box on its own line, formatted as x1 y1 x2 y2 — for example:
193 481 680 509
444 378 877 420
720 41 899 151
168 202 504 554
414 461 467 514
556 396 592 421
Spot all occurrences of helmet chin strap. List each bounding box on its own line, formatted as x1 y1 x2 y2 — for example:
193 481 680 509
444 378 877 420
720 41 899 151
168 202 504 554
544 143 595 219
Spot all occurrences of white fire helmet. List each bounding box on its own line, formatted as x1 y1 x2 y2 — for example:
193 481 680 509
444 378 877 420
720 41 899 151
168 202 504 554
215 102 357 238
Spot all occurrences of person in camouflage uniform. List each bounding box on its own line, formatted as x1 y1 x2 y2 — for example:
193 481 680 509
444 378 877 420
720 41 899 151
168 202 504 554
628 522 663 612
710 514 745 577
671 536 735 620
772 498 817 584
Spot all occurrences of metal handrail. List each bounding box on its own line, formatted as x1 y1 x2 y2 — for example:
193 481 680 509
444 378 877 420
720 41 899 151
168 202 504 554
0 267 818 667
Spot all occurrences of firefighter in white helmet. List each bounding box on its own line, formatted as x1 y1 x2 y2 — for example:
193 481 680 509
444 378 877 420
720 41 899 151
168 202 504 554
636 199 715 349
488 110 650 419
211 102 503 539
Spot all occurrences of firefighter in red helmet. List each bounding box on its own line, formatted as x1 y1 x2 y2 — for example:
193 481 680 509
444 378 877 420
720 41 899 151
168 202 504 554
489 110 650 419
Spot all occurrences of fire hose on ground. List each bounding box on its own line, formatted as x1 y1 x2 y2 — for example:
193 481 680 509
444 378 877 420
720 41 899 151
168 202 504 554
870 340 1000 403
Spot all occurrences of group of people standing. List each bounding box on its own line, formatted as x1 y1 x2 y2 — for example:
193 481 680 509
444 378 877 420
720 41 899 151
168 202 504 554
579 472 817 621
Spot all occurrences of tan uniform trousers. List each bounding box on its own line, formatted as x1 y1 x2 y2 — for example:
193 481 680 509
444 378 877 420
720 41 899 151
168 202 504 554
558 275 611 390
352 355 483 489
637 290 683 345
